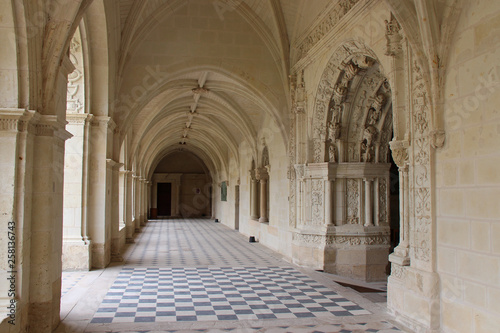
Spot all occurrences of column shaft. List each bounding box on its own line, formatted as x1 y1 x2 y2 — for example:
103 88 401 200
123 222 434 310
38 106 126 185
259 179 268 223
364 179 373 227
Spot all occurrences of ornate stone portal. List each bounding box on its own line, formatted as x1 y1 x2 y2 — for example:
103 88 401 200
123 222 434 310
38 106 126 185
291 43 394 282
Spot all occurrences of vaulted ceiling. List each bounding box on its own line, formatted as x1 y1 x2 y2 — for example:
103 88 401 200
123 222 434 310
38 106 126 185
107 0 333 178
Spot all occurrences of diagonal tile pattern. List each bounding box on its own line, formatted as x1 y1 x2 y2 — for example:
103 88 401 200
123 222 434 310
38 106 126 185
60 219 406 332
91 266 370 324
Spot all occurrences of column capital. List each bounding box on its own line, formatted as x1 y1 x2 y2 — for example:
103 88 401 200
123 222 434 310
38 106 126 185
255 167 269 181
92 116 117 132
389 139 409 168
106 159 123 169
66 113 93 124
0 108 35 133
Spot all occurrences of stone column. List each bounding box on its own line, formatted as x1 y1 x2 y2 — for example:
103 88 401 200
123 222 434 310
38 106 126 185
0 110 36 328
250 170 259 219
325 179 334 226
363 178 374 227
109 159 123 262
87 116 115 269
139 178 146 226
62 113 92 270
30 115 72 331
118 170 127 228
389 140 410 265
256 168 269 223
133 175 141 231
147 181 152 219
125 171 134 242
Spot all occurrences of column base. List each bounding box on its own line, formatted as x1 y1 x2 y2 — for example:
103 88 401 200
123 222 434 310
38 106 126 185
126 238 135 244
111 253 124 262
259 217 268 223
62 240 91 271
390 245 410 266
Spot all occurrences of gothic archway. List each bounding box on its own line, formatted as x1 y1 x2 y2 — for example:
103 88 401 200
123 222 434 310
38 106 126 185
292 40 397 282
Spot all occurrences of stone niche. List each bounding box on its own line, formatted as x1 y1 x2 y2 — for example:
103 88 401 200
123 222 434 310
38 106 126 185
292 162 390 282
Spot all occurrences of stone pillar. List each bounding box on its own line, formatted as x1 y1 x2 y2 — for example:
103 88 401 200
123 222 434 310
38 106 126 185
334 178 346 226
30 115 72 331
125 171 134 242
256 168 269 223
152 180 158 210
62 113 92 270
139 178 146 225
118 170 126 228
295 109 307 163
87 117 115 269
133 175 141 231
389 140 410 265
147 181 152 219
325 179 334 226
109 159 123 262
250 170 259 219
363 178 374 227
0 109 36 331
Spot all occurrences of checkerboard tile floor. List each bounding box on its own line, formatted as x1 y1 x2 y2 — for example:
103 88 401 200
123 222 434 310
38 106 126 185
124 219 283 267
61 271 87 296
101 321 401 332
91 266 370 324
60 219 405 332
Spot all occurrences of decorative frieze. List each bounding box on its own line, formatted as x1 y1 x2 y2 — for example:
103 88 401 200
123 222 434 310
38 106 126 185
327 234 390 246
411 58 433 265
292 232 390 246
296 0 361 61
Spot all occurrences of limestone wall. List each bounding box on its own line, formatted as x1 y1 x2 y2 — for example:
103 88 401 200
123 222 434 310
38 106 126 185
437 1 500 331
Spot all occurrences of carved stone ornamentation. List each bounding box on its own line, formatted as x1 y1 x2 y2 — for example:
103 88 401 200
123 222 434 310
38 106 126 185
326 235 390 246
379 178 388 225
430 129 446 149
311 180 324 224
294 164 305 179
291 71 306 113
360 126 377 162
389 140 409 168
327 121 341 141
292 233 325 246
67 33 85 113
192 86 209 95
385 16 403 56
347 179 359 224
411 58 432 264
327 140 337 163
296 0 360 61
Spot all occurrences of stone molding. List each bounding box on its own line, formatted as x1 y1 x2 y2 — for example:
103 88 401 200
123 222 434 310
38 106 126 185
295 0 362 63
0 108 34 132
92 116 117 132
66 113 93 124
292 232 390 246
106 159 123 170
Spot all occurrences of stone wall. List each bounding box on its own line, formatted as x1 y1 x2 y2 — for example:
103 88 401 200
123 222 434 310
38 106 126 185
436 0 500 331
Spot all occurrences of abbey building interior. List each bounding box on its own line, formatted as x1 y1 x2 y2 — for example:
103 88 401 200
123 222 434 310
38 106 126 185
1 0 499 332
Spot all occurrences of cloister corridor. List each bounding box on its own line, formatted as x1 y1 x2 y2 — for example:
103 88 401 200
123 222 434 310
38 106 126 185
56 219 403 333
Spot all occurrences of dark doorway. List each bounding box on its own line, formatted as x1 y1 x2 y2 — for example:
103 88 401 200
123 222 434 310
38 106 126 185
157 183 172 216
